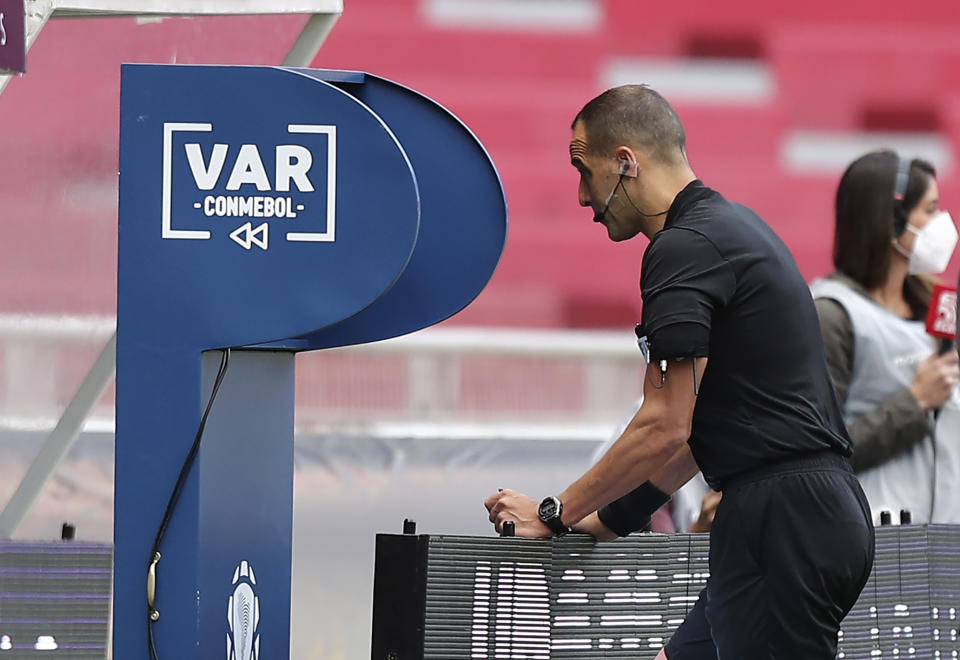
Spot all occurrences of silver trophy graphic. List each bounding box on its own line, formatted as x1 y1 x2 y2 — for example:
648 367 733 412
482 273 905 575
227 561 260 660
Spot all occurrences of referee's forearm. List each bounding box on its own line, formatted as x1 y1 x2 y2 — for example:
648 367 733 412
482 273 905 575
558 418 688 525
649 443 700 494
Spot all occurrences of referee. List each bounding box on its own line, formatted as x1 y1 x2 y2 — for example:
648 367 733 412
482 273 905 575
485 85 875 658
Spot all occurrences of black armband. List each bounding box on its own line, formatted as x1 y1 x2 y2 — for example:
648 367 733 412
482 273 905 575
597 481 671 537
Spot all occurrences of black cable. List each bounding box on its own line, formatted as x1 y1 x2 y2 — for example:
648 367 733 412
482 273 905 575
595 176 669 224
148 613 159 660
929 339 952 520
146 348 231 660
620 181 669 218
646 360 667 390
929 409 938 522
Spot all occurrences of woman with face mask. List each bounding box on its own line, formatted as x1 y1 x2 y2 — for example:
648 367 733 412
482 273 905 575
811 150 960 524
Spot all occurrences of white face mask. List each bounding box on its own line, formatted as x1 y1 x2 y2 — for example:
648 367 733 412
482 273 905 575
898 211 958 274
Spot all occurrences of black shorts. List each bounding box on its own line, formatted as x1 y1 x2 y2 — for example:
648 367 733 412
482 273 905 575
665 451 875 660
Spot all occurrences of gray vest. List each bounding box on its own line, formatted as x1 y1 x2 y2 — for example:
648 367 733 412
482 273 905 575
811 278 960 523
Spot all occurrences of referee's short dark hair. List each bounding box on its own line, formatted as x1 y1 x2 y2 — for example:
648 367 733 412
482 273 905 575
572 85 688 165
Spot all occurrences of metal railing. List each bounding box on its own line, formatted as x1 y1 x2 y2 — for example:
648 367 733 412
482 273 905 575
0 314 645 433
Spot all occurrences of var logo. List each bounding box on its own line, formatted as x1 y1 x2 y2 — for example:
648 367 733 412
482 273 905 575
162 122 337 249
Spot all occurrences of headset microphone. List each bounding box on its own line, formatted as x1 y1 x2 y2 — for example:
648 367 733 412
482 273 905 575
593 160 668 222
593 162 630 223
594 178 622 223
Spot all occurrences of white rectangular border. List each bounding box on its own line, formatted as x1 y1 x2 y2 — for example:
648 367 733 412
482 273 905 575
781 130 954 175
423 0 600 33
285 123 337 243
161 122 213 239
602 57 775 105
160 122 336 242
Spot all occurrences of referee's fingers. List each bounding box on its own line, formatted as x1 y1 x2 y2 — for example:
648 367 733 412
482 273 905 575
488 498 507 525
483 488 514 512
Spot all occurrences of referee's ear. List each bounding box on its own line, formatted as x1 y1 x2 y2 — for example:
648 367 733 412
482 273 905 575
614 146 639 178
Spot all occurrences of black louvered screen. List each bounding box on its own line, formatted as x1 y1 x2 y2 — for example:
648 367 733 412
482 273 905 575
0 541 112 658
372 526 960 659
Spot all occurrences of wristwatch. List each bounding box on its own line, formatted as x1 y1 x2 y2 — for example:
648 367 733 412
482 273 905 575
538 496 572 536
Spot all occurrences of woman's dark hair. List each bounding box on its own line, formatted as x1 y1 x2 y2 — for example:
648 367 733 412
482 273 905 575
833 150 937 317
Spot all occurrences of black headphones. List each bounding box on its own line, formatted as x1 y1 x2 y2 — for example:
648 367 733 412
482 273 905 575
892 154 911 237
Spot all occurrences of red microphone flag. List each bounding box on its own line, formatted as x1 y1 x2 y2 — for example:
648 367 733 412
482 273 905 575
926 284 957 341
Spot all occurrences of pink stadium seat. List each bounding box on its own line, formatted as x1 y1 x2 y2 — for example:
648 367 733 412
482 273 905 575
603 0 960 57
322 30 603 83
3 1 960 328
769 25 960 130
677 103 787 168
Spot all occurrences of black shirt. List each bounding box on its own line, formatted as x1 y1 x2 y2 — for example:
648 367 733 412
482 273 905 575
639 180 852 489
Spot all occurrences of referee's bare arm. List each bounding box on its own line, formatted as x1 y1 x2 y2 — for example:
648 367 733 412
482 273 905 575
484 356 706 537
559 356 706 525
572 441 701 540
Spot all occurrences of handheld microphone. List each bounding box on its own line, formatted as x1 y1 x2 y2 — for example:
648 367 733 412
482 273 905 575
925 284 957 355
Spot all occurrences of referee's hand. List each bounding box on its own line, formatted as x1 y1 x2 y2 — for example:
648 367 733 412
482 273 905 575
484 489 552 538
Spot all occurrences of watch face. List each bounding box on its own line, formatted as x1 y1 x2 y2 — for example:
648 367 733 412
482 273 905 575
539 497 558 520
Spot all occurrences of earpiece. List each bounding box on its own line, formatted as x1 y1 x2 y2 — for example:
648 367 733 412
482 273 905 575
892 154 911 237
618 159 637 178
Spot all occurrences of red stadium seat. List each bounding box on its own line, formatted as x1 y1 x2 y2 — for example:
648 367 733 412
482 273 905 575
2 0 959 326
